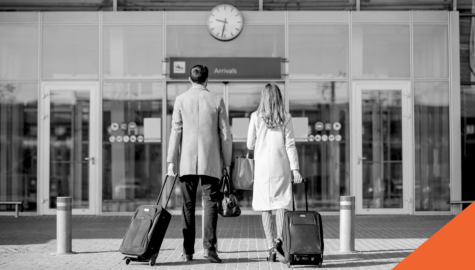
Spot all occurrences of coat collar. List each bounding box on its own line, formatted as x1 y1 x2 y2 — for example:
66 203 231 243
189 84 209 92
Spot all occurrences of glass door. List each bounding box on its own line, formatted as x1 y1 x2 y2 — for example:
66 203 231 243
40 82 99 215
353 82 412 215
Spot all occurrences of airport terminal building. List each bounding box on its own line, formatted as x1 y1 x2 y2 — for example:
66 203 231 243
0 0 474 216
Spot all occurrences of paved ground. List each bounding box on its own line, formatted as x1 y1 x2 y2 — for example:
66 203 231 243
0 215 453 270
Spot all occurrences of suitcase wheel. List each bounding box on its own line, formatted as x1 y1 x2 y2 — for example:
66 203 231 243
125 258 131 265
318 261 322 268
287 262 292 268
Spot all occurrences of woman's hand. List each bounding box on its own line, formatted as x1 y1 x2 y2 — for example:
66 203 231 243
292 170 303 184
167 163 175 176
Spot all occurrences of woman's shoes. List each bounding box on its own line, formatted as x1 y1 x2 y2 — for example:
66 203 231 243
273 238 284 256
267 247 277 262
273 238 287 263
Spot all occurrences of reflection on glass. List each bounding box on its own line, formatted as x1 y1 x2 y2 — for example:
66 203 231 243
361 90 403 209
0 82 38 212
49 90 90 209
414 25 448 78
289 82 349 211
352 25 410 78
289 25 348 79
0 26 38 79
103 26 163 79
42 26 99 79
165 83 224 210
167 25 284 57
414 82 450 211
102 82 162 212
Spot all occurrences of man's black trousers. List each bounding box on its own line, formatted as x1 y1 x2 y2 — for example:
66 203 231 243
180 175 222 255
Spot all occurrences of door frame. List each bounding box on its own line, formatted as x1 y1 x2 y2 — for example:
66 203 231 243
351 81 413 215
39 82 100 215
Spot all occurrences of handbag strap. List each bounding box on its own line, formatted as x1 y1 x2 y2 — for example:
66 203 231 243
221 172 231 194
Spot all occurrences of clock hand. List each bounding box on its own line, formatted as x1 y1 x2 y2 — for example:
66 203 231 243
216 19 228 23
221 22 226 37
221 18 227 38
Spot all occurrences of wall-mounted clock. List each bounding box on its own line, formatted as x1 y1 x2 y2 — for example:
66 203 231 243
207 4 243 41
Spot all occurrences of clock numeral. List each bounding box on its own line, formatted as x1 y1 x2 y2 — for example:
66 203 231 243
211 14 214 16
235 14 240 17
237 21 241 23
231 8 234 12
223 34 226 39
235 28 240 31
231 33 234 37
210 28 214 31
223 5 226 10
216 8 219 12
216 32 220 37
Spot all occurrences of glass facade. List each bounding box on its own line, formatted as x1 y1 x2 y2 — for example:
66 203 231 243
289 25 348 79
103 26 163 79
459 16 475 209
0 10 457 215
42 26 99 79
102 82 163 212
414 25 449 79
167 25 285 58
414 82 450 211
352 25 410 78
0 82 38 212
289 82 350 211
0 25 38 79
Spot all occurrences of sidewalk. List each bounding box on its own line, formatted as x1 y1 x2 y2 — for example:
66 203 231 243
0 215 453 270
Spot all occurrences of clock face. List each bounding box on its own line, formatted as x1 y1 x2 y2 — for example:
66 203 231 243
207 4 243 41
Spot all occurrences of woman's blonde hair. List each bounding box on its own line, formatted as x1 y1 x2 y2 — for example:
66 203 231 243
257 83 286 129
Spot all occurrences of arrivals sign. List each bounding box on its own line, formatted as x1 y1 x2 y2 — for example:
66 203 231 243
169 57 282 80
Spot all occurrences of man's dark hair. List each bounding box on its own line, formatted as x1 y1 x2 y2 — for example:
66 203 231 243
190 65 208 84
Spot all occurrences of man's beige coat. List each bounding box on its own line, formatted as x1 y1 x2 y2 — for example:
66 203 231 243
167 85 232 180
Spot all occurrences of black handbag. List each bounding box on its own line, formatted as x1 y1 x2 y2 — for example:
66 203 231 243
218 172 241 217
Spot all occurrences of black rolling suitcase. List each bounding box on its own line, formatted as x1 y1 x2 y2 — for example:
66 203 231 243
119 175 178 266
282 179 324 268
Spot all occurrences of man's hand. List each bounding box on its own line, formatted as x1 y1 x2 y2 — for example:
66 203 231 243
223 166 230 176
167 163 175 176
292 170 303 184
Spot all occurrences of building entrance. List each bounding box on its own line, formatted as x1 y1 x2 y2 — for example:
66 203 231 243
353 82 413 215
40 82 100 215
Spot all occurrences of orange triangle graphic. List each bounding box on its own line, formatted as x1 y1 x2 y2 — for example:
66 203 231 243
394 202 475 269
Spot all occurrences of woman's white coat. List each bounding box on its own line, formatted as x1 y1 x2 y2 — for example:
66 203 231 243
247 112 300 211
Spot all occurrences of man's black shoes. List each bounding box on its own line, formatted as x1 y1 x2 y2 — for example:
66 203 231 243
203 249 222 263
182 254 193 262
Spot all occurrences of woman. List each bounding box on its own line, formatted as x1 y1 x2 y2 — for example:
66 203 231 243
247 83 303 262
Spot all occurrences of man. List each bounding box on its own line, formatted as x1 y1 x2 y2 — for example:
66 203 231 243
167 65 232 263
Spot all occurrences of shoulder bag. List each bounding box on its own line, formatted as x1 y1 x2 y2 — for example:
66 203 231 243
218 172 241 217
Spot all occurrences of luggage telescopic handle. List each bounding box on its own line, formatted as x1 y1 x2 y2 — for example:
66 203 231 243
291 179 308 212
156 174 179 210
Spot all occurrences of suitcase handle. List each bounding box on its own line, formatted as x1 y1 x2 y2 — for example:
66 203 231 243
156 174 179 210
290 179 308 212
